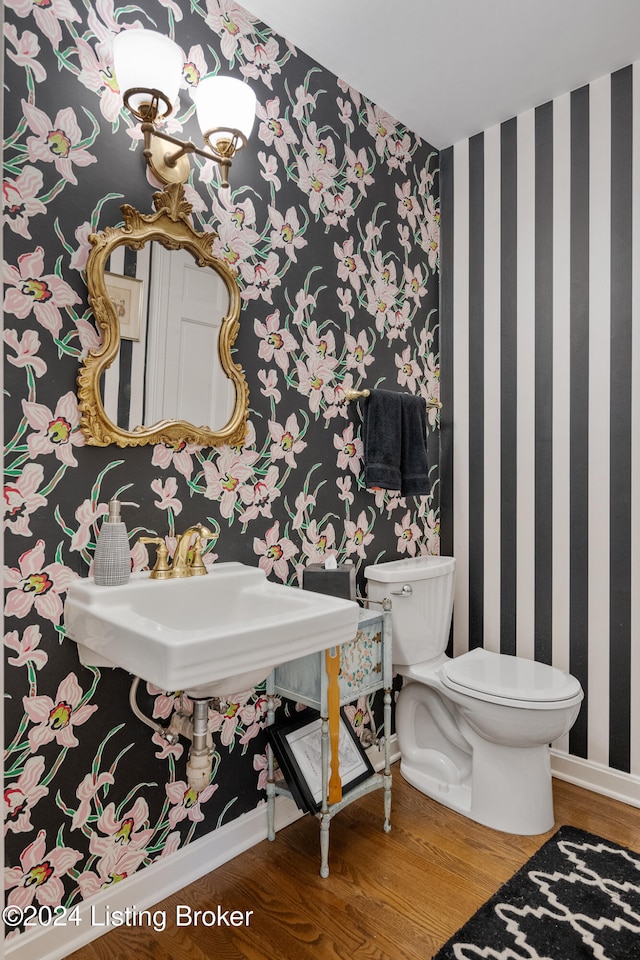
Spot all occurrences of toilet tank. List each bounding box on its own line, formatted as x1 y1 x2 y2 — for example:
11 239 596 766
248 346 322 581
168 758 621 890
364 556 456 666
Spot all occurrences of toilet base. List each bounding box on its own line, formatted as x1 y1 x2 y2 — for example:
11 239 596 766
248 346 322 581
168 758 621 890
400 738 556 836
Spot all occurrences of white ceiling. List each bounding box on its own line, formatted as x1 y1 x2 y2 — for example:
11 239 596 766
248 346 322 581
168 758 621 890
239 0 640 148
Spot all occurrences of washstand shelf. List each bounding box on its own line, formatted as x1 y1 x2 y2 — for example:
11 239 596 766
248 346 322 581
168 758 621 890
266 603 392 877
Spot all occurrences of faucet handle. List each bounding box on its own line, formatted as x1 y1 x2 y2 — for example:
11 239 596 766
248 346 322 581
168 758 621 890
139 536 171 579
189 525 216 576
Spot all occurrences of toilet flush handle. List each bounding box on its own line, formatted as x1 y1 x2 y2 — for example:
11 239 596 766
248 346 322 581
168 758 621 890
389 584 413 597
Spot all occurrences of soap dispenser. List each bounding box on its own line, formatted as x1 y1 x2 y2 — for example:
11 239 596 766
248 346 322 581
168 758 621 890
93 499 130 586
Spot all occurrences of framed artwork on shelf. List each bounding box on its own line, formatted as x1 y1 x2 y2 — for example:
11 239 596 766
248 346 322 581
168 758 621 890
105 272 143 341
267 709 374 814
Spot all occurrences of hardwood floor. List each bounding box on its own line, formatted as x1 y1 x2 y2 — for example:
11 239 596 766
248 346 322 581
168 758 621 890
68 766 640 960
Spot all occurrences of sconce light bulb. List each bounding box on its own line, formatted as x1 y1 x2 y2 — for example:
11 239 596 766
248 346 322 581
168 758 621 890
113 28 183 120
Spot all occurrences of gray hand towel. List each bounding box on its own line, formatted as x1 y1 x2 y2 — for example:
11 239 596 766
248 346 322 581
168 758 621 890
363 388 403 490
400 392 430 496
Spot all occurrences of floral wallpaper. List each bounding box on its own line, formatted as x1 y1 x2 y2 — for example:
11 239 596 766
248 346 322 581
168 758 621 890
3 0 440 924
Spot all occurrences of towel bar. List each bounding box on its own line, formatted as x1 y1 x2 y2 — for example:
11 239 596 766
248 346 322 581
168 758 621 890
344 387 442 410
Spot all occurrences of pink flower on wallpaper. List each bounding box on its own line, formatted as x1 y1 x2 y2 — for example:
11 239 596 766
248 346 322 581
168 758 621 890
180 46 205 104
403 263 428 306
339 95 358 135
343 697 374 739
211 191 260 242
323 187 356 231
344 510 375 560
89 797 154 871
344 145 374 197
300 520 337 566
4 247 81 338
255 309 299 373
258 368 281 402
22 672 97 753
334 237 367 293
336 476 354 506
212 221 255 270
240 36 281 89
4 539 77 623
4 462 48 536
5 829 81 910
151 440 201 481
238 464 281 523
253 521 297 582
151 477 183 516
71 771 114 831
268 204 308 262
239 252 282 304
395 510 421 556
22 390 84 466
253 752 269 791
365 278 396 332
165 780 218 827
205 0 254 60
4 24 46 82
5 624 48 671
238 693 269 745
295 353 334 415
303 321 337 369
5 0 81 50
344 330 374 379
3 166 46 239
75 37 121 122
363 220 382 253
387 133 412 174
4 756 49 835
74 318 101 359
22 100 97 185
387 301 411 342
296 154 334 215
202 447 255 518
209 691 259 746
76 845 148 897
257 98 299 163
152 730 184 761
4 328 47 378
69 497 108 551
337 285 355 319
334 422 363 477
291 491 315 531
303 121 338 168
293 84 319 120
396 180 419 232
423 511 440 555
395 347 420 393
365 102 397 157
268 413 307 468
257 150 282 190
292 287 317 325
419 216 440 270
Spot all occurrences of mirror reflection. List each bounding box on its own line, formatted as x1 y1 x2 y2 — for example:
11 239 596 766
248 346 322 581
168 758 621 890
104 243 235 434
78 183 249 449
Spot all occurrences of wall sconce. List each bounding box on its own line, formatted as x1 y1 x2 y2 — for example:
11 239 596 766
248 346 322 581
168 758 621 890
112 29 256 189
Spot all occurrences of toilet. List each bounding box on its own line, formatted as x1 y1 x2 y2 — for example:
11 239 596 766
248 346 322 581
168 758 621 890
364 555 583 835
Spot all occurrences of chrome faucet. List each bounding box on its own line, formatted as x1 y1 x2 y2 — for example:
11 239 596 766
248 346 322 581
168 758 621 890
140 524 215 579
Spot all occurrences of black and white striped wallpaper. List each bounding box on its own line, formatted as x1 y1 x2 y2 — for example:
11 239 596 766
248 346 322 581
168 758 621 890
439 63 639 784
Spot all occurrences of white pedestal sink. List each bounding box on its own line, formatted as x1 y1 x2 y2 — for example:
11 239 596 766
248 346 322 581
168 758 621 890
64 562 360 699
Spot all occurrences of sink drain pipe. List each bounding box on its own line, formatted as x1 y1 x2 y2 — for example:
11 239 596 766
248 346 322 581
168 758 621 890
128 678 214 791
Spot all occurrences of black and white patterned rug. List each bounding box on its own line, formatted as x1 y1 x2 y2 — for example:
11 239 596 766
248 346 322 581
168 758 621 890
433 826 640 959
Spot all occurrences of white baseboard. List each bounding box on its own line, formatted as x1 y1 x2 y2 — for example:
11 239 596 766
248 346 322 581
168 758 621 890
551 750 640 808
6 739 397 960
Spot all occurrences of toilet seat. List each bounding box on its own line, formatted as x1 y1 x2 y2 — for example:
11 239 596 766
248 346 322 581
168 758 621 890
439 648 582 707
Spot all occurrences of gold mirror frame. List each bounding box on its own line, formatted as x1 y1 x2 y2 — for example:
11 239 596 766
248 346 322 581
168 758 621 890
78 182 249 448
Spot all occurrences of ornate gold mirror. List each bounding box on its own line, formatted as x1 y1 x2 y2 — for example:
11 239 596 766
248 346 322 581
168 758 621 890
78 182 249 448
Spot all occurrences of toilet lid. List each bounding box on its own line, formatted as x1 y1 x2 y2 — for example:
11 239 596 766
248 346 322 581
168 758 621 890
440 648 582 703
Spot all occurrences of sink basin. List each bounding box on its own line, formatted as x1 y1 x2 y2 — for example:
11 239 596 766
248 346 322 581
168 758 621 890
64 563 360 698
